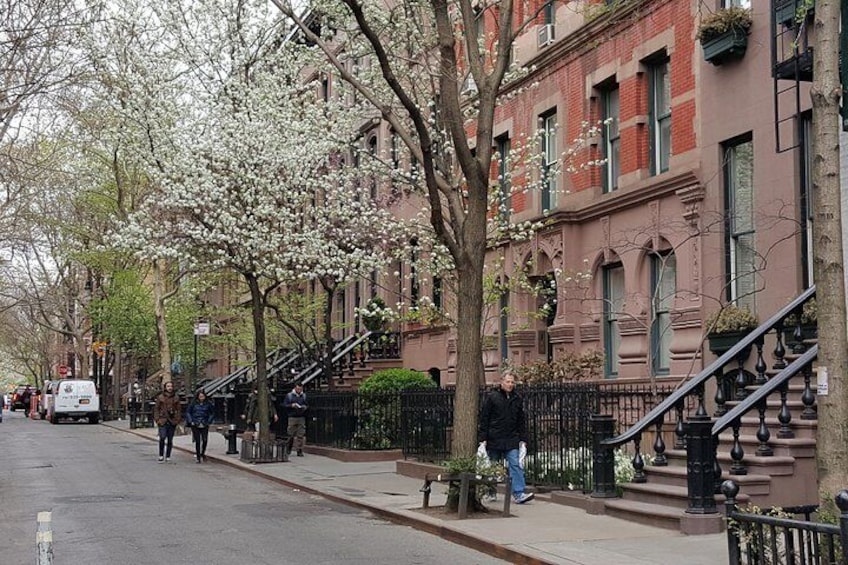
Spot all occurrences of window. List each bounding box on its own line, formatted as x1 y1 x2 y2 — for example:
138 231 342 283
601 86 620 193
723 0 750 8
409 239 420 307
724 138 757 312
336 288 347 338
539 111 557 212
648 59 671 175
368 136 378 200
369 270 378 300
651 252 676 375
603 264 624 378
432 276 442 309
542 1 555 24
496 134 511 224
801 115 814 287
499 288 509 361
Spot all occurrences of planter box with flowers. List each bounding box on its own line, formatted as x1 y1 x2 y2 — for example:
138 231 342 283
706 305 759 358
697 7 753 66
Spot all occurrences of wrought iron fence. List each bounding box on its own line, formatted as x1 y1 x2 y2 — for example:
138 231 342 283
723 480 848 565
522 383 600 493
400 388 454 462
306 381 683 491
306 390 403 450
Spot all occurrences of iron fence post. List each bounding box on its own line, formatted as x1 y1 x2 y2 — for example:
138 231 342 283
837 489 848 564
590 414 617 498
721 480 741 565
685 414 717 514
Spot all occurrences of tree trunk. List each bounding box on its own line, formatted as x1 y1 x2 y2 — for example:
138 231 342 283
152 259 173 384
810 0 848 507
452 250 486 458
246 273 272 444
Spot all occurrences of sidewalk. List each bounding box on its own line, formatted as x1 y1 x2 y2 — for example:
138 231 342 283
104 420 728 565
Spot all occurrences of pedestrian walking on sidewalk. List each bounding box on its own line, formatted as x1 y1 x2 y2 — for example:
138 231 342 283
186 390 214 463
153 381 182 462
284 382 308 456
241 388 278 435
478 372 534 504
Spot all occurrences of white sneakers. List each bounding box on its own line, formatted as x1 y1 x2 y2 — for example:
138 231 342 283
513 492 535 504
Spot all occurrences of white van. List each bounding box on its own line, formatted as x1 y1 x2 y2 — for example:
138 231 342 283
48 379 100 424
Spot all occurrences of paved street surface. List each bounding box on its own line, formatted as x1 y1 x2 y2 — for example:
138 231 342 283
0 410 507 565
2 408 733 565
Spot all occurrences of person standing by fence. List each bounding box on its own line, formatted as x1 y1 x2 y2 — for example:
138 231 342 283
186 390 214 463
478 373 534 504
284 382 308 456
153 381 182 463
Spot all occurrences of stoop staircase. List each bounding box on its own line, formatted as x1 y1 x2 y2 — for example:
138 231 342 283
588 287 819 534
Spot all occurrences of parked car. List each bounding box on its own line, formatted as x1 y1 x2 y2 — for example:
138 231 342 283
11 385 33 411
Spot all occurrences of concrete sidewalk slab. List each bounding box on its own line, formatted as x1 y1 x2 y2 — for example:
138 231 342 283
103 420 728 565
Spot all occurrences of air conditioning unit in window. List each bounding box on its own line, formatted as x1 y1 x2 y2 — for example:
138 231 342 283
462 73 478 94
537 24 555 48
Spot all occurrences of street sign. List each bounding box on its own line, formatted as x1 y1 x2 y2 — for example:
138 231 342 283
194 322 210 336
58 365 69 377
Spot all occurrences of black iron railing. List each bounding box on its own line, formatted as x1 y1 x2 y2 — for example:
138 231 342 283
723 480 848 565
594 286 818 513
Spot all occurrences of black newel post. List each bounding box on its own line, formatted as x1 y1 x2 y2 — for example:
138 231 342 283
590 414 617 498
837 489 848 563
685 414 717 514
721 480 741 565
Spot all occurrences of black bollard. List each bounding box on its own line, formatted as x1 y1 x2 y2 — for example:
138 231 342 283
685 414 717 514
590 414 617 498
226 424 239 455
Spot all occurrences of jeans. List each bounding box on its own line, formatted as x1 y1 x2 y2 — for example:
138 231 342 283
158 422 176 457
487 447 525 496
191 426 209 459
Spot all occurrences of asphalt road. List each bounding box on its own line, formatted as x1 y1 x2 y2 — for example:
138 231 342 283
0 409 506 565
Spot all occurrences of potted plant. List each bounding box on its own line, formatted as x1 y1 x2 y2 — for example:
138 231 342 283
696 7 753 65
706 304 759 357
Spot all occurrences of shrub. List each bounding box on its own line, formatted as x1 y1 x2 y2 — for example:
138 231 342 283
358 368 435 393
706 305 759 334
696 7 753 42
509 350 604 384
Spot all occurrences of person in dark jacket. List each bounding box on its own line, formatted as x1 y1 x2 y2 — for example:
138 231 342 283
186 390 215 463
284 382 308 456
153 381 182 463
478 373 534 504
241 388 278 434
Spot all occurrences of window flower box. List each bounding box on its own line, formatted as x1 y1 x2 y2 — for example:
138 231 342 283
697 7 753 66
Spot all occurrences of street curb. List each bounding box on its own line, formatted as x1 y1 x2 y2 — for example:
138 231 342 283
105 423 556 565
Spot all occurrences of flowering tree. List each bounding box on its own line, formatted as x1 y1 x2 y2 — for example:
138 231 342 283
103 0 401 445
273 0 590 456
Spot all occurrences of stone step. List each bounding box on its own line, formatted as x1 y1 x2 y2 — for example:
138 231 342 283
663 449 797 476
621 482 751 510
641 464 772 495
603 499 725 535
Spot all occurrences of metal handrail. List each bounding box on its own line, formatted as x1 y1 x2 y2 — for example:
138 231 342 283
601 285 816 449
712 344 817 435
203 347 298 396
298 332 373 386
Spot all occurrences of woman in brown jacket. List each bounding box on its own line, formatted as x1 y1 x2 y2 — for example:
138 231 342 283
153 381 182 462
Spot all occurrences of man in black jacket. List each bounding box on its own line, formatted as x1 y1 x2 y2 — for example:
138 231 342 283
478 373 534 504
